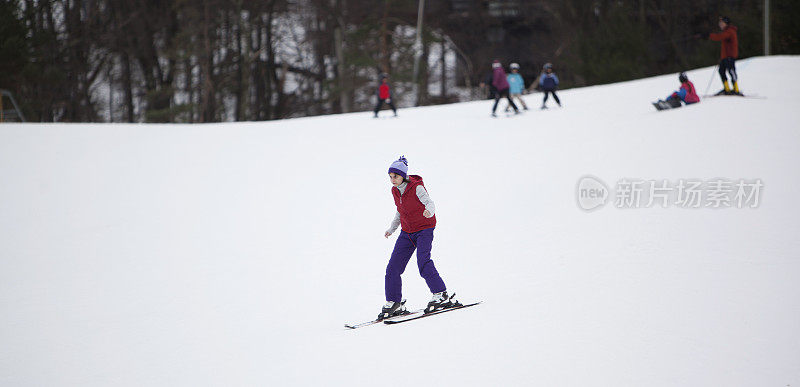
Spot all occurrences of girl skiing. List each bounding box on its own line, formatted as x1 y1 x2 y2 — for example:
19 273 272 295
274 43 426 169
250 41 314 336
379 156 460 320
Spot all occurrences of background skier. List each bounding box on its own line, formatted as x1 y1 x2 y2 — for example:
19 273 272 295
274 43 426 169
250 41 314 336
705 16 741 95
373 74 397 117
505 63 528 111
489 60 519 117
539 63 561 109
479 67 498 100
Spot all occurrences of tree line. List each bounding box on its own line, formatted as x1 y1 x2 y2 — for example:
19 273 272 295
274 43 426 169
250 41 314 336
1 0 797 123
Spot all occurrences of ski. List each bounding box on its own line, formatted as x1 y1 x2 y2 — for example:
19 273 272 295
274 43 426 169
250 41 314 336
344 309 424 330
702 93 765 99
383 302 481 325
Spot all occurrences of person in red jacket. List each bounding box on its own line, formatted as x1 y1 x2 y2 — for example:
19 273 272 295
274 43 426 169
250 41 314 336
653 72 701 110
378 156 460 320
373 74 397 118
707 16 741 95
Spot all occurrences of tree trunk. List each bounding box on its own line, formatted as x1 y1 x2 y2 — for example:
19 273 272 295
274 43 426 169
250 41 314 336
265 8 276 119
334 23 350 113
234 5 244 121
380 0 390 74
416 34 429 105
440 39 446 97
185 57 194 123
201 0 216 122
250 14 262 120
122 51 135 122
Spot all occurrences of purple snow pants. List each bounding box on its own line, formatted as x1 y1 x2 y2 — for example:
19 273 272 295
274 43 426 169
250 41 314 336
385 227 446 302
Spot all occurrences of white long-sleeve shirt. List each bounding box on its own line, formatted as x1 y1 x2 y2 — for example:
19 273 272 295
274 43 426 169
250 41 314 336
386 182 435 234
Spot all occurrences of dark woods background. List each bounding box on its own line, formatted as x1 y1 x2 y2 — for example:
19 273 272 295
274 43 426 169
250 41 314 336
1 0 798 123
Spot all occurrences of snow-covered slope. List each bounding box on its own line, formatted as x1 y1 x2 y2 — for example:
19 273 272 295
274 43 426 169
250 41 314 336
1 56 799 386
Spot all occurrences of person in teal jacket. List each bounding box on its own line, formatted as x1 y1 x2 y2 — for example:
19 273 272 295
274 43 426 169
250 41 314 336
505 63 528 111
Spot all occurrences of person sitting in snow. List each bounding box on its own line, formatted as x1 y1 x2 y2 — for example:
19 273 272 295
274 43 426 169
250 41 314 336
653 72 700 110
373 74 397 118
379 156 461 320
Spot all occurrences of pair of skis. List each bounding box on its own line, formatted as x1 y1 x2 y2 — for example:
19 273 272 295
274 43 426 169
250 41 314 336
702 92 765 99
344 301 481 330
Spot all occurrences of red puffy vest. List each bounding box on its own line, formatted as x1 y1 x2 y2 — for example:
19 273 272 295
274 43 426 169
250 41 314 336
392 175 436 233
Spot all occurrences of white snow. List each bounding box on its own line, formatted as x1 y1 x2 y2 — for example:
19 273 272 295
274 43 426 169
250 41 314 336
1 56 799 386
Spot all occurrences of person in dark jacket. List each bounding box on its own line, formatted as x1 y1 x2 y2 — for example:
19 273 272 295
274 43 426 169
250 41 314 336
489 60 519 117
706 16 741 95
538 63 561 109
479 71 497 100
373 74 397 117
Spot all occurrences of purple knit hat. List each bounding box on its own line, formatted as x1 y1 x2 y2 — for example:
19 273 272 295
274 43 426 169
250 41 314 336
388 156 408 179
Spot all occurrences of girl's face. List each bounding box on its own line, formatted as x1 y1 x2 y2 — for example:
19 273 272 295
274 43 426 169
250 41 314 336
389 173 404 187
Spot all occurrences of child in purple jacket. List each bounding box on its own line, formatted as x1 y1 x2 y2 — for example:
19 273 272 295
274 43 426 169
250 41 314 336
490 60 519 117
379 156 461 320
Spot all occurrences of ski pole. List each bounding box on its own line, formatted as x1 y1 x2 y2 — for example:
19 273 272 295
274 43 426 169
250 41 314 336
703 63 718 96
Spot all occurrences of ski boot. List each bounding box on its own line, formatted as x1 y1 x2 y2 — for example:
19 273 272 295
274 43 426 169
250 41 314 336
377 300 409 321
425 291 461 314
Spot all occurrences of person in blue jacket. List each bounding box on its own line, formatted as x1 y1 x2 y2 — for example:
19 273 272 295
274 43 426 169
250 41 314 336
505 63 528 111
539 63 561 109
